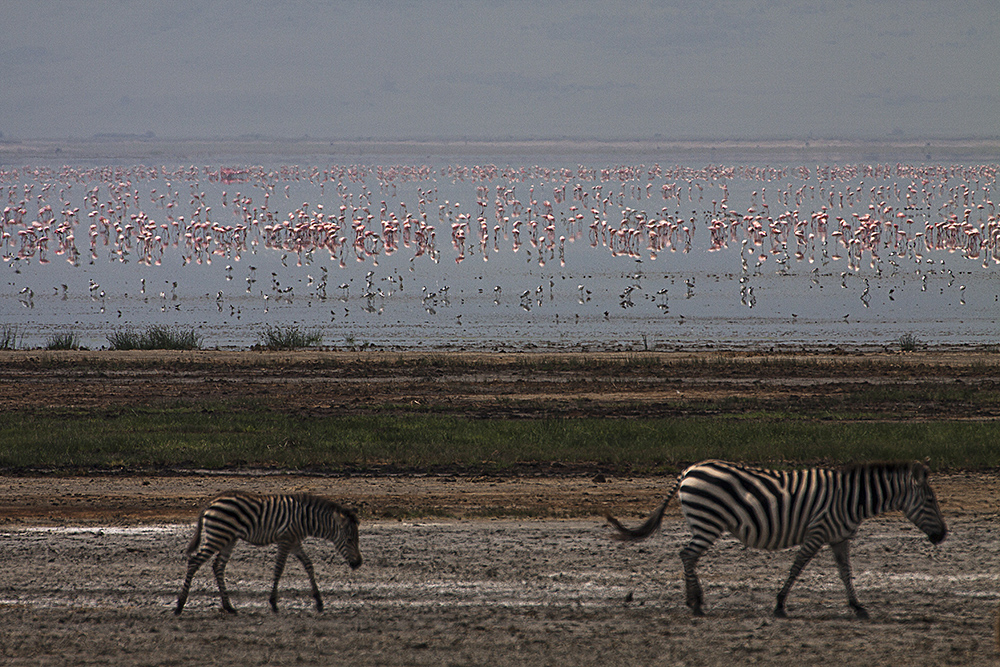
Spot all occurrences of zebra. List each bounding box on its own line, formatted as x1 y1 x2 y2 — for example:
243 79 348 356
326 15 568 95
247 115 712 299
175 491 363 615
606 459 946 618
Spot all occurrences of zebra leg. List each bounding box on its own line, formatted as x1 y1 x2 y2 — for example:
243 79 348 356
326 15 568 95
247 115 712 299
679 541 709 616
175 549 214 615
830 539 868 619
212 544 238 614
774 536 825 618
269 540 295 613
292 545 324 612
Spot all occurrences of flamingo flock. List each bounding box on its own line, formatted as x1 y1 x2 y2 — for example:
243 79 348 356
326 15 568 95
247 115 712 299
1 160 997 311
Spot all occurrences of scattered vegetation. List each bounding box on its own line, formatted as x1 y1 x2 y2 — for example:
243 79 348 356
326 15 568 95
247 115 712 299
106 326 202 350
0 325 20 350
342 333 373 350
899 333 921 352
256 325 322 350
45 332 81 350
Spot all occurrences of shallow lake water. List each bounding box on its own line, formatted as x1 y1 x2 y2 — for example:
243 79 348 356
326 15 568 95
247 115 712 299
2 149 997 350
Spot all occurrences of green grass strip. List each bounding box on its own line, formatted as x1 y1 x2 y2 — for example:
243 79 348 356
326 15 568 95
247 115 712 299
1 409 998 472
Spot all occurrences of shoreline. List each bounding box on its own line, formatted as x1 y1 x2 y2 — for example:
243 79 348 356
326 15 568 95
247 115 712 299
2 343 998 362
3 137 1000 163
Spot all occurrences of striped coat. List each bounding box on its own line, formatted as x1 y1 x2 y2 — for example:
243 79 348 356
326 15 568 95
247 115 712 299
607 460 946 618
175 492 362 614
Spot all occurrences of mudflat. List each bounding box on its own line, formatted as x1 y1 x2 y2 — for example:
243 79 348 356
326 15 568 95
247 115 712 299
3 347 1000 419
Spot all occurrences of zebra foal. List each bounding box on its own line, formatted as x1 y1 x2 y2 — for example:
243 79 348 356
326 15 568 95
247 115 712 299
175 491 362 615
607 459 946 618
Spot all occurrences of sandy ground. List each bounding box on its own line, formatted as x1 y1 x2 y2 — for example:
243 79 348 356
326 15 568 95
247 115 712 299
1 514 998 666
1 472 999 666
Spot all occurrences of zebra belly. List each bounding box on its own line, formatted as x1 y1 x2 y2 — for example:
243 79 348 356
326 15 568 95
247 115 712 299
244 524 294 546
734 526 801 550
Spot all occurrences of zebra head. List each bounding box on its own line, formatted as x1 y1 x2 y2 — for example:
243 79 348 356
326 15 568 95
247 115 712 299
335 507 363 569
901 461 947 545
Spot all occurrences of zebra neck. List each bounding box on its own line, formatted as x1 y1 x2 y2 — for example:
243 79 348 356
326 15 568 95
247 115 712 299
836 467 907 521
303 506 335 539
303 509 323 536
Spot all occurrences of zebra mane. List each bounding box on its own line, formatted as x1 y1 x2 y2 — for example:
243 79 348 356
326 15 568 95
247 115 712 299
836 461 922 475
701 460 927 479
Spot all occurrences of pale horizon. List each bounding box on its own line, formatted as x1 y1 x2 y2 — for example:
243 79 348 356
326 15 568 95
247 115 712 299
3 1 998 143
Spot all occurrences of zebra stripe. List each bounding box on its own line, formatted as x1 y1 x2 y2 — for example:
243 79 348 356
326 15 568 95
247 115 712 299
607 459 946 618
175 491 362 615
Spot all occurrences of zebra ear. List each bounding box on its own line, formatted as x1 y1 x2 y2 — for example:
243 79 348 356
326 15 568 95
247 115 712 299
911 460 928 483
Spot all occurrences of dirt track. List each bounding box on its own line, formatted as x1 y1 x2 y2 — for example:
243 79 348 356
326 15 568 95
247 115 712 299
2 349 1000 664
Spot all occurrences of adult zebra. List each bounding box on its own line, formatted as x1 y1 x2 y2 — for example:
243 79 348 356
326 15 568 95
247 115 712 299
606 459 946 618
175 492 363 615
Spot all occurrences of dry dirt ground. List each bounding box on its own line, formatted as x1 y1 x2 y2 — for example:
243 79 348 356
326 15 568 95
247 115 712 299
2 349 1000 665
4 347 1000 420
1 479 999 667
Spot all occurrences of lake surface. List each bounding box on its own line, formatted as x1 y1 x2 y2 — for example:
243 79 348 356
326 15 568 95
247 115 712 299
2 142 998 351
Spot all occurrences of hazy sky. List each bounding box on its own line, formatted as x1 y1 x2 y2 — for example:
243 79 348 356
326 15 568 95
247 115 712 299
2 1 998 141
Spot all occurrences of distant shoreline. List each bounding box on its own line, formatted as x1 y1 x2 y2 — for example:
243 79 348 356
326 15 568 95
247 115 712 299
3 137 999 163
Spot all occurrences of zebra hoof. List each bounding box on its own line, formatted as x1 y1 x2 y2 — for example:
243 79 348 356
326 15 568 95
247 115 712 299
773 607 788 619
853 607 870 620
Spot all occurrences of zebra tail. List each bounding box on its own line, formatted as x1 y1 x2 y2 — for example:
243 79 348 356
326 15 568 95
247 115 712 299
606 476 682 542
184 511 205 557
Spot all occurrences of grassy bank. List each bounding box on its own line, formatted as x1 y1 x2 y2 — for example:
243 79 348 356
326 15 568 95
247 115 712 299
2 407 997 473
